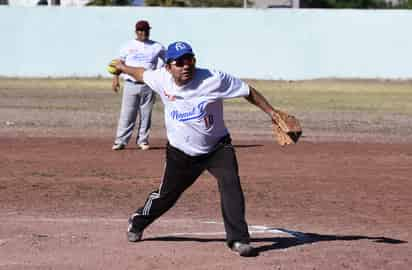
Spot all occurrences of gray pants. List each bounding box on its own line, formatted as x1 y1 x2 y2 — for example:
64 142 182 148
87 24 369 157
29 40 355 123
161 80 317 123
114 80 155 146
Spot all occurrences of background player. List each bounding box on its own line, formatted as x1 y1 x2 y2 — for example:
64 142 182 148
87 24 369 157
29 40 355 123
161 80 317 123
111 20 165 151
112 41 282 257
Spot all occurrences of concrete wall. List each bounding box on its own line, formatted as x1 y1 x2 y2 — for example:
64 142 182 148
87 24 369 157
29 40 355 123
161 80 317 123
0 7 411 80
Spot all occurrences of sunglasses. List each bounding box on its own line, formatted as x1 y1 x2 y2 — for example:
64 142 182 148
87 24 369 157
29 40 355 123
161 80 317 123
170 56 195 67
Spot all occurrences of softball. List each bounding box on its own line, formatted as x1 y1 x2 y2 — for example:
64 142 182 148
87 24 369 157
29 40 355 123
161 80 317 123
107 60 120 75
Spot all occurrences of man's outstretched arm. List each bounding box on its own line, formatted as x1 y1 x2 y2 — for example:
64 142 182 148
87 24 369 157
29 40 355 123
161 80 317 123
244 86 279 123
115 61 145 82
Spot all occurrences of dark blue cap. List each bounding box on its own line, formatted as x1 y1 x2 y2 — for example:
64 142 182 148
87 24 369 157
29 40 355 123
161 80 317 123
165 41 194 63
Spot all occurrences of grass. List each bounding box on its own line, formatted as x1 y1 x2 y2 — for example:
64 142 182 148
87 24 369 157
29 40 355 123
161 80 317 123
0 78 110 91
1 78 411 115
236 79 412 114
0 78 119 113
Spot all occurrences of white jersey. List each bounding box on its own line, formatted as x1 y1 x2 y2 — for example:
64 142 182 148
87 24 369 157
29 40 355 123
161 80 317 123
118 39 165 82
143 67 250 156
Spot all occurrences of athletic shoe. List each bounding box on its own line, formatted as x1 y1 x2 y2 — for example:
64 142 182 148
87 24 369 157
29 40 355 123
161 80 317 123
112 143 125 150
230 242 257 257
127 218 143 242
138 143 150 151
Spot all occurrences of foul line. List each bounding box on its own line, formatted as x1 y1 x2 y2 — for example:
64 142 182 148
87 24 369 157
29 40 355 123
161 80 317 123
154 220 303 239
1 216 306 240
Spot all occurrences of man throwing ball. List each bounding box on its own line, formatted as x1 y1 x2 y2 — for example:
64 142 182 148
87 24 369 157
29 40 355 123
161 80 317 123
110 41 298 257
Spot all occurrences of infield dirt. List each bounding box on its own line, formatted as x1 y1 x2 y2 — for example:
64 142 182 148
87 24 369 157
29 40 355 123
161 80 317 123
0 79 411 269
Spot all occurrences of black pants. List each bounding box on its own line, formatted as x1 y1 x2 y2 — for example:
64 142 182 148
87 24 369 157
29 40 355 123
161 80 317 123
130 135 250 246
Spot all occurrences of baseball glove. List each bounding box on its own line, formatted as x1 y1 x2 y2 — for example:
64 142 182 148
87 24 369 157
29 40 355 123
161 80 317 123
107 59 121 75
272 110 302 146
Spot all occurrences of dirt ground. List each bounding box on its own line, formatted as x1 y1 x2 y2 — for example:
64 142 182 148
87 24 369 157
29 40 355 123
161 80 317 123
1 80 412 269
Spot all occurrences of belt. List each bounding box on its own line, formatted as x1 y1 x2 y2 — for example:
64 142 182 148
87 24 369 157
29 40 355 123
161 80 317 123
166 134 232 160
125 79 144 85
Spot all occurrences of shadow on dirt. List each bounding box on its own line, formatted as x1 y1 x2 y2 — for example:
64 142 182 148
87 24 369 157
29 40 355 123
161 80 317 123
144 228 407 256
252 229 407 254
234 144 263 148
119 144 263 151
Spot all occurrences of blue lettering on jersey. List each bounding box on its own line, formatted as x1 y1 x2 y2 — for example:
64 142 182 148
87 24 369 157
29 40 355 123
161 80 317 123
170 101 207 122
132 53 151 62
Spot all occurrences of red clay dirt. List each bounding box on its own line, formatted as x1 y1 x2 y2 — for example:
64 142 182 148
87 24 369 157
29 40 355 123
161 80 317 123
1 136 411 270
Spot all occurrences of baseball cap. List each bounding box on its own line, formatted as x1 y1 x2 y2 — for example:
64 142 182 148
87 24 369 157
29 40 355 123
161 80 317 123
166 41 195 63
135 20 151 31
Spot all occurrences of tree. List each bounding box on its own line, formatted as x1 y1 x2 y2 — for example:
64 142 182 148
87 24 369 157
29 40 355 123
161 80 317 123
398 0 412 8
189 0 243 7
145 0 187 6
87 0 129 5
145 0 246 7
301 0 391 8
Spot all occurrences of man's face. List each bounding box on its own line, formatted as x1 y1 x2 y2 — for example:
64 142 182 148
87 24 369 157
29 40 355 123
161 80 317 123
166 54 196 86
136 29 149 41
